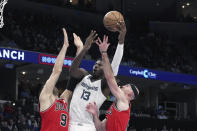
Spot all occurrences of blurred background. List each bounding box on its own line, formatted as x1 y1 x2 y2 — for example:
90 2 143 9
0 0 197 130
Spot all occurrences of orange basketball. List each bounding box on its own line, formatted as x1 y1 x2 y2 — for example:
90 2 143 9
103 11 124 32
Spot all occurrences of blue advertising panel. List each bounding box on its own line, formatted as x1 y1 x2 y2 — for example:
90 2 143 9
0 47 197 85
0 48 38 63
118 66 197 85
0 48 73 67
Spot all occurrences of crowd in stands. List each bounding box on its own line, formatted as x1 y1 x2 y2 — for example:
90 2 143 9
1 9 195 74
0 81 40 131
0 98 40 131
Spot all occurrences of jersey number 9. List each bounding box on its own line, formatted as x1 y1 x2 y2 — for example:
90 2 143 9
60 113 68 127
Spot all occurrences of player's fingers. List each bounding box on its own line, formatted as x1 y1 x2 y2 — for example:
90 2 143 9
103 35 106 42
119 21 124 25
88 30 93 37
73 33 77 38
95 40 99 45
91 30 96 37
106 36 108 43
93 33 98 40
117 22 120 26
98 37 102 44
62 28 65 32
95 33 98 38
107 43 110 48
63 28 67 34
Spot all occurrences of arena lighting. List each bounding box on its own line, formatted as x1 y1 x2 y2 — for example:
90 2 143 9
21 71 26 75
186 3 190 6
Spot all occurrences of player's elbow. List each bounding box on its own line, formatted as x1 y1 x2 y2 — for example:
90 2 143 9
69 67 73 74
69 68 77 77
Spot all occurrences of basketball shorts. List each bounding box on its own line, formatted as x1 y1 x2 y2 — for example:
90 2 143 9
68 122 96 131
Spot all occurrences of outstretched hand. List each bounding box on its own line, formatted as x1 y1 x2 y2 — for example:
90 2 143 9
96 35 110 53
116 21 126 33
86 102 98 116
84 30 98 51
116 21 126 44
62 28 69 47
73 33 83 48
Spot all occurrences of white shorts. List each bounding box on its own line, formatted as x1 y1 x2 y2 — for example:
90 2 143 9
68 122 96 131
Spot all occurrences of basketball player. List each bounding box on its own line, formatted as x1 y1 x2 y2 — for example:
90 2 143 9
39 28 83 131
86 35 139 131
69 22 126 131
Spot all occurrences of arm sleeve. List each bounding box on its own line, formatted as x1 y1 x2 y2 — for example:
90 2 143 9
66 76 82 92
111 43 124 76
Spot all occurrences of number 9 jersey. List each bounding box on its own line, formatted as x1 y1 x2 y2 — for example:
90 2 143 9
69 74 106 126
40 98 69 131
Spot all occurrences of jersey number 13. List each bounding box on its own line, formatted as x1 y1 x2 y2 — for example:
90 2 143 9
81 89 91 101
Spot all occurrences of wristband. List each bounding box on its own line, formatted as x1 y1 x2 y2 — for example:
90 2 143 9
101 51 107 53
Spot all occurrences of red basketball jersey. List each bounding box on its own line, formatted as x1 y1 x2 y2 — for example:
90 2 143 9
106 103 130 131
40 98 69 131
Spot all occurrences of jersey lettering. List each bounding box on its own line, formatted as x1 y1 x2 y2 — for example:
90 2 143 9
55 102 68 111
81 82 98 91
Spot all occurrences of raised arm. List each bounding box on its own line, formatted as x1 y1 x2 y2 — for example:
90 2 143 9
39 28 69 111
86 102 106 131
69 31 97 79
96 36 126 103
60 33 84 103
111 22 126 76
102 22 126 97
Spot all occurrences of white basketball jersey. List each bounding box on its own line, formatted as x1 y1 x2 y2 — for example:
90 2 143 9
69 74 106 125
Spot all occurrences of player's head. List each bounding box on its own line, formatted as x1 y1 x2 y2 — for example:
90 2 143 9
53 87 59 97
120 83 139 102
92 59 104 78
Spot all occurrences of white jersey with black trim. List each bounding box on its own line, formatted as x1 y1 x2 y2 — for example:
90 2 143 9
69 74 106 125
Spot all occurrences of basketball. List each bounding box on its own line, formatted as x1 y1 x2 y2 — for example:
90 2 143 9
103 11 124 32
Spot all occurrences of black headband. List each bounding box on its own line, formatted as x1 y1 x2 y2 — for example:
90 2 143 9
129 83 139 99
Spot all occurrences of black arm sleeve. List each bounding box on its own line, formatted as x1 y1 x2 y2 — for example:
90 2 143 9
66 76 82 92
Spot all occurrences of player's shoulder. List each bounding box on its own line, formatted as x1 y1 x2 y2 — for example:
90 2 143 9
79 68 89 76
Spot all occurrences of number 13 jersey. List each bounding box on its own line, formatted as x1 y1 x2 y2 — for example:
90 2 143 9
69 74 106 125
